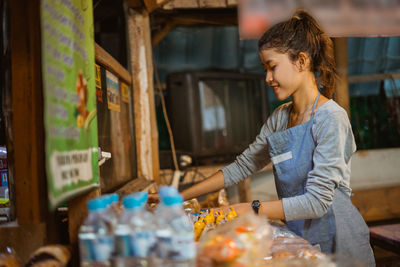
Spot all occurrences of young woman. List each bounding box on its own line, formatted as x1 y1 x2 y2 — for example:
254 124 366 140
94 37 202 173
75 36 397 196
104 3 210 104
154 10 375 265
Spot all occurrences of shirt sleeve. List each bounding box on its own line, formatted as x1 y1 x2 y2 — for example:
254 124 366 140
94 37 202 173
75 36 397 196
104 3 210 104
221 111 277 187
282 109 356 221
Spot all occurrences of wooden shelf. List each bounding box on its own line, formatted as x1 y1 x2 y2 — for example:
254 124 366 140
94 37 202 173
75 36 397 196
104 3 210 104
94 43 132 85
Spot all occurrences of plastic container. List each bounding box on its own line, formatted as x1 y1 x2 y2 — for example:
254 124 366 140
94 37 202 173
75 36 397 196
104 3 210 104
114 192 156 267
79 197 114 266
101 194 120 232
154 187 195 267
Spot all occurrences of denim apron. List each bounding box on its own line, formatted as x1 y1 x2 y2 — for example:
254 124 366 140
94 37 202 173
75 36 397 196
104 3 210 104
266 93 375 266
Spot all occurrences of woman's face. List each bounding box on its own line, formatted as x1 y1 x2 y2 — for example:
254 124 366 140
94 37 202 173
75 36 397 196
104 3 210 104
259 48 302 101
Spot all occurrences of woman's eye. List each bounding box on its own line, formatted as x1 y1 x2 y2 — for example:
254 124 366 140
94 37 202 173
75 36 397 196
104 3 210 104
270 65 276 71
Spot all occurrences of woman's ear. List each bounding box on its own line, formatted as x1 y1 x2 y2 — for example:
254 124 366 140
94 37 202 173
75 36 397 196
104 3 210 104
296 52 310 72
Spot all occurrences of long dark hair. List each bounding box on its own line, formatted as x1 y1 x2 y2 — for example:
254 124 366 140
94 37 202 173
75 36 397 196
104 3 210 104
258 10 338 99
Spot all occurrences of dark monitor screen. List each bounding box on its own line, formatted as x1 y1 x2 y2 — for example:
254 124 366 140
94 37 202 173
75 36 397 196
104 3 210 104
165 71 269 165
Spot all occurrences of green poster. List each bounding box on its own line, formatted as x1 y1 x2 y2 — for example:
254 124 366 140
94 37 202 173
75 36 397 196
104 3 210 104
41 0 99 209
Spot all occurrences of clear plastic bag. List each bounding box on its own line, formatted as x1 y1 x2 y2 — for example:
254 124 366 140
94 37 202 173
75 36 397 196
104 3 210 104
267 225 327 263
197 212 273 267
200 189 230 209
183 198 201 214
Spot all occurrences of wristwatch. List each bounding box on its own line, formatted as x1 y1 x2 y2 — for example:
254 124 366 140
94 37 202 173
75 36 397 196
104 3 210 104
251 200 261 214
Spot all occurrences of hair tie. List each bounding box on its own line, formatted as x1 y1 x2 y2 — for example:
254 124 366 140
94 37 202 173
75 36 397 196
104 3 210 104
293 15 301 20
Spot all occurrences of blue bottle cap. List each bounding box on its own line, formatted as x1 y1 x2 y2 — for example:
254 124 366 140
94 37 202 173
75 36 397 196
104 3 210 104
163 194 183 206
98 195 111 207
159 186 179 199
140 191 148 204
128 192 148 204
87 197 107 211
123 195 142 210
109 193 119 204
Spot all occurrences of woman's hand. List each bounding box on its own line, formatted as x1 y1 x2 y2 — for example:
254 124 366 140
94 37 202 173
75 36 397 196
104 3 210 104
213 202 253 216
230 202 253 216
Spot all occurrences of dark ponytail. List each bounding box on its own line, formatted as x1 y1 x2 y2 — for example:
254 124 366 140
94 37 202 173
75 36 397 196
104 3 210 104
258 10 338 99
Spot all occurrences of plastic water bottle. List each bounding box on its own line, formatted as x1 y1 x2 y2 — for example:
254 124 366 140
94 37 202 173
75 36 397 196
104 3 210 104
102 194 120 231
114 192 156 267
108 193 121 216
154 186 179 217
155 187 195 267
79 197 114 266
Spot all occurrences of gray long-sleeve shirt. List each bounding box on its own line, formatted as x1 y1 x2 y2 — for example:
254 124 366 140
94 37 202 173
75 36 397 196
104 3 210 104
221 99 356 221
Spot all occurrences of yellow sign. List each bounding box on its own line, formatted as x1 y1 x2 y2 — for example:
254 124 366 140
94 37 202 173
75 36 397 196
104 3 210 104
106 70 120 112
95 64 101 88
121 82 130 103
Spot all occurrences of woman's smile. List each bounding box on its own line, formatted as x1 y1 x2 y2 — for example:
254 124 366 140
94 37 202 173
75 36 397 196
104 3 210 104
269 82 280 94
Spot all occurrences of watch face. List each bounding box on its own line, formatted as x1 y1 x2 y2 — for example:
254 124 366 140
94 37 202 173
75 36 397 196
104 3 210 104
252 200 260 214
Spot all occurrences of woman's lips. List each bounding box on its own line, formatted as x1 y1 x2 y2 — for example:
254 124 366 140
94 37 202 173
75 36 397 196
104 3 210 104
273 86 279 94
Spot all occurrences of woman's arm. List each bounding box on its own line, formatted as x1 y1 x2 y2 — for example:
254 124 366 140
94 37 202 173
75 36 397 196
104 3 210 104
181 114 277 200
229 200 285 220
181 170 225 200
260 200 285 220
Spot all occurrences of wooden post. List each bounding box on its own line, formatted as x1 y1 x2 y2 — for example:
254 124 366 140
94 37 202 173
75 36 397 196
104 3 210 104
334 37 350 117
152 21 176 47
0 0 49 260
9 0 46 226
237 178 251 203
126 8 160 183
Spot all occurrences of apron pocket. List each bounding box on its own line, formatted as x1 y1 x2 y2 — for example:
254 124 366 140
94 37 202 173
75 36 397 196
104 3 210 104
271 151 294 175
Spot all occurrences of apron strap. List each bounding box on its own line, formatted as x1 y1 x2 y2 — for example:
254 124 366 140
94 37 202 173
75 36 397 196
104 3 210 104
311 92 320 117
309 92 321 145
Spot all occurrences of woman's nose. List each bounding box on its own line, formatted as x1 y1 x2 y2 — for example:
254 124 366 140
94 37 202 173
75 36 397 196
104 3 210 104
266 71 272 84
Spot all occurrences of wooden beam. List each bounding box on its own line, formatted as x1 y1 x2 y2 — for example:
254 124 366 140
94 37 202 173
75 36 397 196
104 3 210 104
152 10 238 27
199 0 227 8
152 21 176 47
124 0 143 8
237 178 251 203
351 185 400 222
161 0 238 9
348 72 400 84
334 37 350 117
167 0 199 9
143 0 159 12
157 0 174 6
95 43 132 85
226 0 238 7
127 8 160 183
173 14 237 26
10 0 46 225
115 178 156 197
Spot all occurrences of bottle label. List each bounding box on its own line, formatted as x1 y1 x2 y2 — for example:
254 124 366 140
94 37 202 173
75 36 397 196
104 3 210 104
131 231 155 257
157 232 195 260
156 230 172 259
171 233 195 260
79 235 114 262
115 234 131 257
